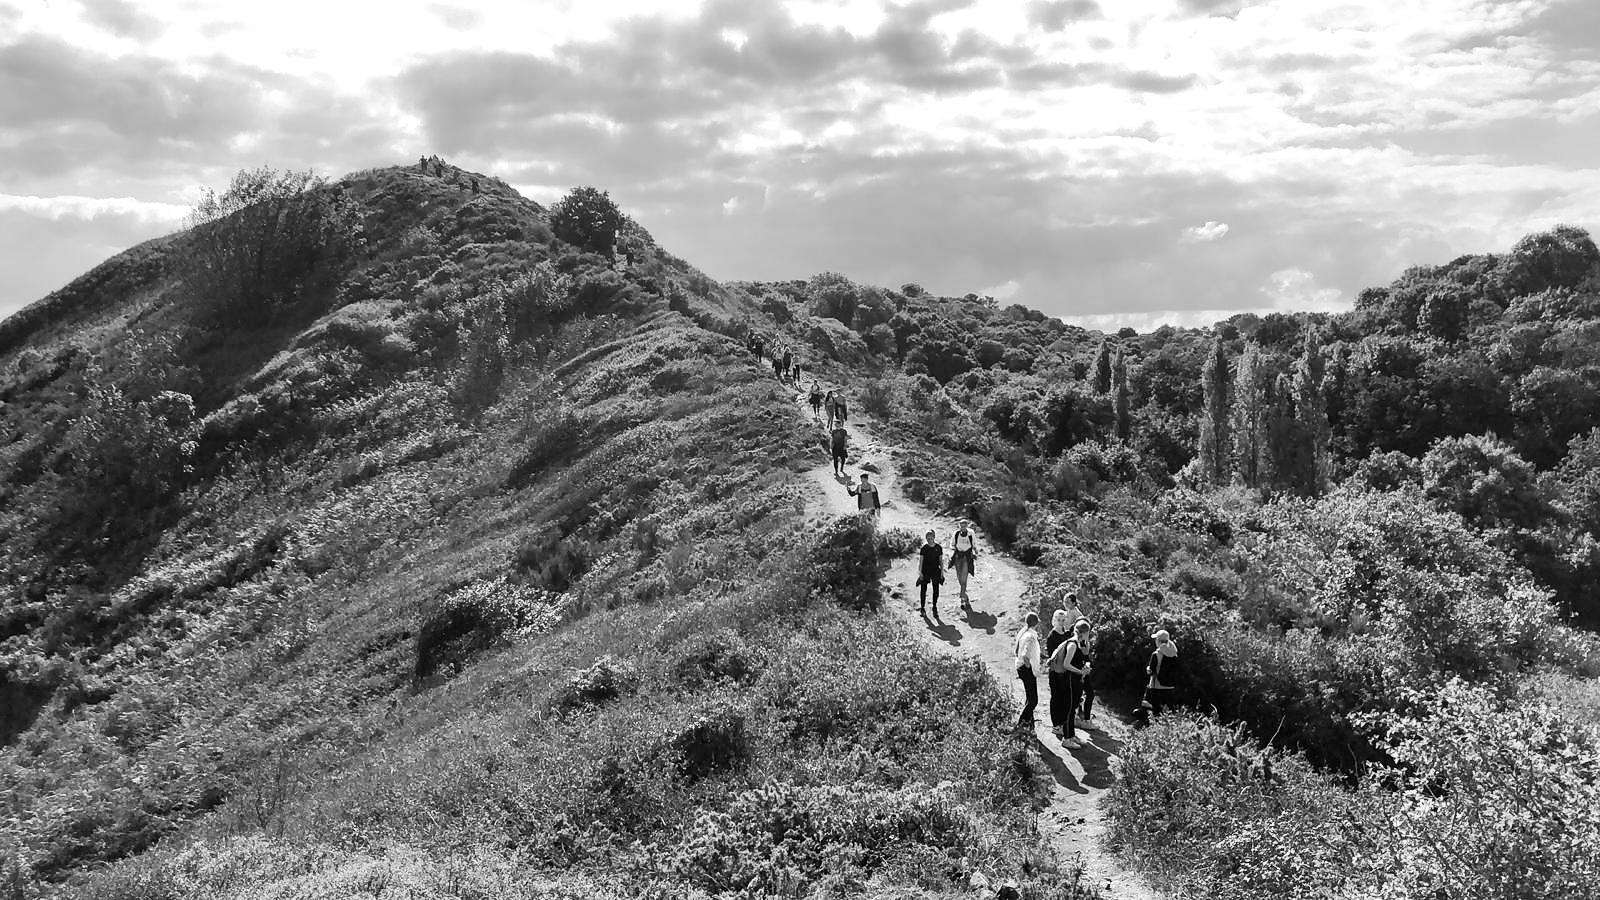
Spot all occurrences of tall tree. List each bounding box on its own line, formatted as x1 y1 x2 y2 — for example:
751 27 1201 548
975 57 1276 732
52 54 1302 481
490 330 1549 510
1197 337 1231 485
1230 342 1267 487
1113 346 1131 442
1092 338 1113 393
550 186 622 261
1293 326 1333 494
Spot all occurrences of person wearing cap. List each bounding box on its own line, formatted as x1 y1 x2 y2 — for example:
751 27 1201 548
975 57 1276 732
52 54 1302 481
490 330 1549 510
1013 612 1042 732
948 519 977 606
1143 629 1180 717
847 472 880 517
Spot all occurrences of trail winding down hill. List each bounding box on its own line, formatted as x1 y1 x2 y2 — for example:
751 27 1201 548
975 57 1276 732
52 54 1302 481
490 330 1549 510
791 382 1162 900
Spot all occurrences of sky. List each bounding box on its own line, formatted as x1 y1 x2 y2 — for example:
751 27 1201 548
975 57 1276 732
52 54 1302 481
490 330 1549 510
2 0 1598 329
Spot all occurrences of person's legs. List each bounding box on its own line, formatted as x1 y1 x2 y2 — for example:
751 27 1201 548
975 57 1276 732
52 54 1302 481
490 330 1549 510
918 578 929 612
1017 666 1037 729
1081 672 1095 721
955 558 970 600
930 577 940 617
1064 675 1081 741
1048 672 1066 735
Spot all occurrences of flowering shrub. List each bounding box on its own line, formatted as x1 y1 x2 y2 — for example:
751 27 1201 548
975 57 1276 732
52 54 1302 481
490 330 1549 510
553 655 641 711
415 578 561 681
808 515 881 611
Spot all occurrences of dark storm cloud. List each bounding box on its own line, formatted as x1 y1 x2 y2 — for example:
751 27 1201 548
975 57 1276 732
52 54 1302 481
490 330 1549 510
78 0 164 41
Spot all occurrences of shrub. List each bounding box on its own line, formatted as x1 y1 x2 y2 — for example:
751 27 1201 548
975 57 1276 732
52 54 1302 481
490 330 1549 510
665 704 750 781
974 497 1028 546
808 515 881 611
549 187 622 259
415 578 556 682
669 630 760 689
876 527 922 558
506 408 585 488
554 656 641 711
858 377 897 419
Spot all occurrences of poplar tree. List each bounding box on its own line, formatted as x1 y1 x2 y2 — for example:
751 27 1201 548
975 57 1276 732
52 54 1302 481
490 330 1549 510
1231 342 1266 487
1197 337 1231 485
1113 346 1131 442
1293 326 1333 494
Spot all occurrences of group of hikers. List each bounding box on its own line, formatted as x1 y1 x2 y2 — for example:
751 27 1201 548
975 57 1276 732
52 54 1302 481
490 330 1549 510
748 335 804 384
750 337 1182 746
1013 594 1180 746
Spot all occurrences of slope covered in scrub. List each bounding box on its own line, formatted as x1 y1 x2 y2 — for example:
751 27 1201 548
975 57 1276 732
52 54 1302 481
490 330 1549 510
0 164 1096 898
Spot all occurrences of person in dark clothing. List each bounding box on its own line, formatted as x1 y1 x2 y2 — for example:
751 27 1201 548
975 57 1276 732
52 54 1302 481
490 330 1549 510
847 472 880 517
772 354 785 379
781 349 793 383
1051 619 1092 747
751 336 764 361
1044 610 1071 741
833 395 849 424
824 391 838 427
809 383 824 419
917 530 945 617
1140 629 1179 721
793 362 804 383
830 424 848 475
1014 612 1042 732
1081 614 1094 720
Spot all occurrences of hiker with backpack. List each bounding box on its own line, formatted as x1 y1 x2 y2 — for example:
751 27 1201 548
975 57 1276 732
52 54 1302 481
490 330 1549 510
1014 612 1042 732
917 529 945 618
833 393 849 425
772 352 785 379
847 472 880 518
809 383 825 419
948 520 977 607
1074 617 1096 726
830 423 849 476
1141 629 1180 720
1048 619 1092 747
781 349 793 382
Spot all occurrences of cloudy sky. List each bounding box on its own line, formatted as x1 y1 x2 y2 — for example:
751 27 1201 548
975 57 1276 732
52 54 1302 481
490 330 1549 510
2 0 1598 328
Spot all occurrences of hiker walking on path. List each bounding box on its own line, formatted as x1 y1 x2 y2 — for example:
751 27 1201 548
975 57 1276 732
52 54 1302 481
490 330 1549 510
833 393 849 425
824 391 839 427
949 520 977 607
793 362 804 384
750 335 764 361
917 529 945 618
1050 619 1092 747
1045 611 1072 741
847 472 880 518
1141 629 1180 721
809 383 825 419
1014 612 1041 732
830 423 849 476
772 352 785 380
781 349 793 382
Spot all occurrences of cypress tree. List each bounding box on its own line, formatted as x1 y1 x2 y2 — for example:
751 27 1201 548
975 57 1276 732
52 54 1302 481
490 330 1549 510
1197 337 1231 485
1092 338 1113 394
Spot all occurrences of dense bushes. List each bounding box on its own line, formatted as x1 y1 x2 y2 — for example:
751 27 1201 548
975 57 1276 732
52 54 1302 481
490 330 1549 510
807 514 882 611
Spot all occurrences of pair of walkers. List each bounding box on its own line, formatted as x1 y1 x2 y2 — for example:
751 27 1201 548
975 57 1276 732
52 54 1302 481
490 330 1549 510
914 521 979 617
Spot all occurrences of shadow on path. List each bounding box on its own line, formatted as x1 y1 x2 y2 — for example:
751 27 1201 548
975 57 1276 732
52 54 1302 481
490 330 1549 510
961 605 999 634
923 614 963 646
1035 739 1089 795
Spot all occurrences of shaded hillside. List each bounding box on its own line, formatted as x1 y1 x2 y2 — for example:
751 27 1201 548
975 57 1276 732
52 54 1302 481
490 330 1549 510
0 165 1097 898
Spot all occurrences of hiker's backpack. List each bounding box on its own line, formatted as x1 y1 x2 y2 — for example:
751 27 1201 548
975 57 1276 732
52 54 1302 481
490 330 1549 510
1153 651 1181 688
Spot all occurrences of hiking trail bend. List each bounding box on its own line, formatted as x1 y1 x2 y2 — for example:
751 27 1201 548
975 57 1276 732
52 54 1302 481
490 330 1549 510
792 384 1161 900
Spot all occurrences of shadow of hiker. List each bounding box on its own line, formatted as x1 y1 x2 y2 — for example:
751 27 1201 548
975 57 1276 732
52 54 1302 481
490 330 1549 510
961 605 999 634
1034 737 1088 794
1074 737 1117 790
924 614 963 646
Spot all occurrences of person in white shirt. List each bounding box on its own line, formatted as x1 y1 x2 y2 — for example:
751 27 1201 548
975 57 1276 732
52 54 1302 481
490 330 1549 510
1013 612 1042 731
949 519 977 606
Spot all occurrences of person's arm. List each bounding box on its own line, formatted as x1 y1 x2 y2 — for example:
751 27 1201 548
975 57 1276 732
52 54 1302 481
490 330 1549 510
1027 633 1041 673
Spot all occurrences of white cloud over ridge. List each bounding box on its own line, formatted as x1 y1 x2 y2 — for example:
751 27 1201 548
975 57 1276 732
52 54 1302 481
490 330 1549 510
0 0 1597 319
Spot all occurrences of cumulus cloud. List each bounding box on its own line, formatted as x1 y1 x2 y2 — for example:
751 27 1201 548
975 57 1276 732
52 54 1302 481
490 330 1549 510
2 0 1598 325
1182 220 1230 242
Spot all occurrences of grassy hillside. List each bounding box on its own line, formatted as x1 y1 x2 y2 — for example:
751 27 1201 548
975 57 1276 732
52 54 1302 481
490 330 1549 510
0 165 1095 898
